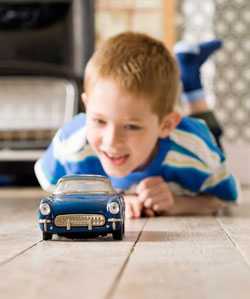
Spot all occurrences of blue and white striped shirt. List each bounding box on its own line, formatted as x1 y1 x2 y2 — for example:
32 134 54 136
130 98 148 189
35 113 239 202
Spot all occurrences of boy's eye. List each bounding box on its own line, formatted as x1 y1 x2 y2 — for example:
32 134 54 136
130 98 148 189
124 124 142 130
93 118 106 125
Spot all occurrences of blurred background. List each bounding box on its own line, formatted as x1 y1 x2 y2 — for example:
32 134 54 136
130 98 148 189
0 0 249 187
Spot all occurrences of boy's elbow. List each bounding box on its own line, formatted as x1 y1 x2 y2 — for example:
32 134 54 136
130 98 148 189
217 189 239 205
206 175 240 204
225 176 241 204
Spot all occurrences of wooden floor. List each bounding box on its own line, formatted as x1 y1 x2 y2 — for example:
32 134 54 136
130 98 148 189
1 188 250 299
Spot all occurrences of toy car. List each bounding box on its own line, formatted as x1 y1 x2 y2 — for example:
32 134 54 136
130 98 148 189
38 175 125 240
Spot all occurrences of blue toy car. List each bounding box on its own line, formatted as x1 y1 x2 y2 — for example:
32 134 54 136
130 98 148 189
38 175 125 240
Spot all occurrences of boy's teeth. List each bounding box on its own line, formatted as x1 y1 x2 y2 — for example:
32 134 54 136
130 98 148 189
105 152 128 165
107 153 125 159
110 156 125 160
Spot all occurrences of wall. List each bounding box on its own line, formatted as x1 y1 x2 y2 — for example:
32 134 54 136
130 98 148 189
95 0 164 45
176 0 250 185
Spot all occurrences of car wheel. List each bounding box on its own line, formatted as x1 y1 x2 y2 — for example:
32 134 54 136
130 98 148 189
43 232 53 240
112 228 123 240
120 221 125 236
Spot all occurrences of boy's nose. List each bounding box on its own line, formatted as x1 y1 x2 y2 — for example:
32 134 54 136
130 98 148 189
103 126 124 148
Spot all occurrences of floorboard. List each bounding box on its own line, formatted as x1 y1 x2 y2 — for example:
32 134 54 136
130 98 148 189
218 189 250 266
113 216 250 299
0 188 145 299
0 188 250 299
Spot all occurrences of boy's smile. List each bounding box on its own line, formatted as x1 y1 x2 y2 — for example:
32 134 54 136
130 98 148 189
83 78 176 177
103 152 130 166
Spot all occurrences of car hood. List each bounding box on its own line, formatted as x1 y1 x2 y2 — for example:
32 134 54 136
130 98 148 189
50 194 118 215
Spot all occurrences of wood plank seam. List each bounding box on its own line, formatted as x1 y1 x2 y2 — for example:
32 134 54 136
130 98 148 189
217 218 250 269
104 219 148 299
0 240 42 267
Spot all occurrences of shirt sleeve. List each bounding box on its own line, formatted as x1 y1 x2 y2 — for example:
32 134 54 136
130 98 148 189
34 129 66 192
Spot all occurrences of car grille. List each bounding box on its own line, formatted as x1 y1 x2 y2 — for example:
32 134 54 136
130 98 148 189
55 214 105 228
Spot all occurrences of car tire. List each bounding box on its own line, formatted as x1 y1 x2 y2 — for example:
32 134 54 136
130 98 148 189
112 226 124 241
43 232 53 240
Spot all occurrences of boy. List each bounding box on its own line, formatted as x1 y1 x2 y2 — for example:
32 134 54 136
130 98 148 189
35 32 239 218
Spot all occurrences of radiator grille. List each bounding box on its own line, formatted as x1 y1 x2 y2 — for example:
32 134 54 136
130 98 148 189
55 214 105 227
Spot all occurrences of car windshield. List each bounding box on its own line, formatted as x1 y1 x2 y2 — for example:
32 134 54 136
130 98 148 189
54 179 115 195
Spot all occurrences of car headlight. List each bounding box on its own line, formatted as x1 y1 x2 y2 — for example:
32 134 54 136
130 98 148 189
39 203 51 216
108 201 120 214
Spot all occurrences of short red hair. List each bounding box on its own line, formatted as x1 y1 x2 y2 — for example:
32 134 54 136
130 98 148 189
84 32 180 119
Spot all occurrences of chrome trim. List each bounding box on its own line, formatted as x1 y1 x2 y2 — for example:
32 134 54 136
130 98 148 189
55 214 105 228
88 219 92 231
39 219 52 224
107 218 122 222
108 218 122 231
39 219 52 232
66 218 71 230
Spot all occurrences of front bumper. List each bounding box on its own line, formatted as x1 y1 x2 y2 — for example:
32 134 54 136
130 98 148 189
38 216 123 235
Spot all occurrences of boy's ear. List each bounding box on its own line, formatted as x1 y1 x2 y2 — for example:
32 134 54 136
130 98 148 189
81 93 88 108
159 112 181 138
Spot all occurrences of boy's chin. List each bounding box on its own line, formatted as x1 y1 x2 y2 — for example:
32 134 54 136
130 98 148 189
102 165 131 178
104 168 129 178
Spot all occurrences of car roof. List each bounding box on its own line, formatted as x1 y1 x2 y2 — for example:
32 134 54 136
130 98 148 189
57 175 110 184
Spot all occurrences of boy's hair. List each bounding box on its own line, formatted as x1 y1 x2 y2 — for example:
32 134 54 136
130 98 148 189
84 32 180 119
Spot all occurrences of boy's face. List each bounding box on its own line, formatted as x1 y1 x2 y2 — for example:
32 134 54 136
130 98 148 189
83 78 179 177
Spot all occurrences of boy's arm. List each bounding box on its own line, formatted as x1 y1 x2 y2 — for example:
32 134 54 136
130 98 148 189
133 176 237 218
124 192 230 218
34 130 67 191
164 194 230 216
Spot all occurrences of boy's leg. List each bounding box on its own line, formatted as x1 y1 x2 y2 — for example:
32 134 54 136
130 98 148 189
174 39 224 151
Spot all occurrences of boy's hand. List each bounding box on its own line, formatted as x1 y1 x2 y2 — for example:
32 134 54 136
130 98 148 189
124 193 156 218
124 194 143 219
136 176 174 214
